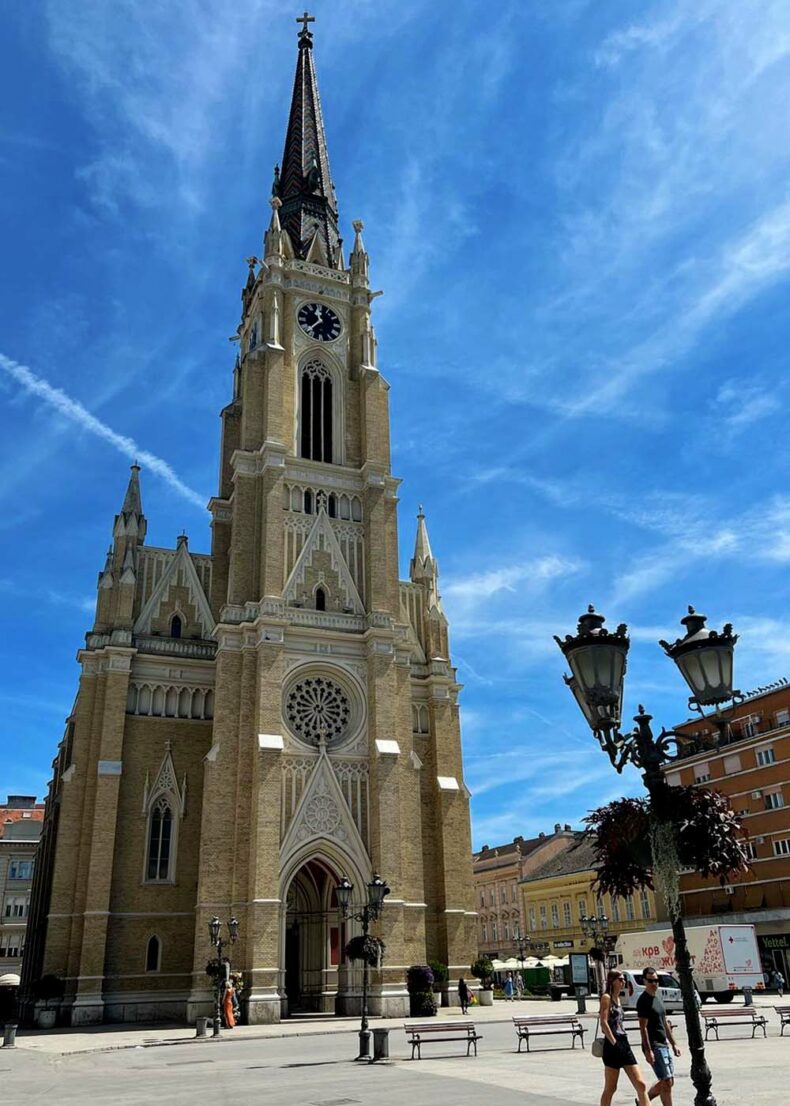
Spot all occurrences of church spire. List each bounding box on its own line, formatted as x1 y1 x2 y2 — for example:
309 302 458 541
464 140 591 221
272 12 341 268
121 462 142 517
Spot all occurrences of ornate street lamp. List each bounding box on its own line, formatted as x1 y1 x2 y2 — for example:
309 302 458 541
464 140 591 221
336 873 390 1060
580 910 615 994
207 915 239 1037
556 605 740 1106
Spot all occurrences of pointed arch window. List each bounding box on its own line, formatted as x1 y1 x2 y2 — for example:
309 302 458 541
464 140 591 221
300 359 333 463
147 797 174 881
146 935 161 972
170 614 182 639
315 587 326 612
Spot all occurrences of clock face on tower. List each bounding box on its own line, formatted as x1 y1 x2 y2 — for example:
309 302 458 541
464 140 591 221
297 302 342 342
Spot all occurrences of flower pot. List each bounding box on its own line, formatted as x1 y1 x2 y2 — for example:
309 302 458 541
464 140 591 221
477 989 494 1006
37 1008 57 1029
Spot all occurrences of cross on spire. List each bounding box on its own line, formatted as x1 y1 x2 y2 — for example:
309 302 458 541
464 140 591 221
296 11 315 44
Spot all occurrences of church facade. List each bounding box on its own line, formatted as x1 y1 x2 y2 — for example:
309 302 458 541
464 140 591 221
23 19 476 1026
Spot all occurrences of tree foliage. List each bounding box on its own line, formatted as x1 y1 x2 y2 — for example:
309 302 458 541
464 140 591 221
583 785 750 899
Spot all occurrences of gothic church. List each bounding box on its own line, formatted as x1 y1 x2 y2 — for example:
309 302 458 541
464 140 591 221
24 18 476 1024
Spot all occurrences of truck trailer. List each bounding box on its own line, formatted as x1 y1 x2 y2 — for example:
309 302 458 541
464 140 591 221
615 924 764 1003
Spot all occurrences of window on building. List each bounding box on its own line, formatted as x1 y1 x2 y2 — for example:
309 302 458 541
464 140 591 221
480 893 485 908
765 790 785 811
640 890 651 919
492 922 498 941
563 901 572 927
146 935 161 973
489 891 494 907
146 798 174 881
512 886 517 902
4 896 28 918
8 860 34 880
775 710 790 728
625 896 635 921
611 897 621 923
694 763 711 783
773 839 790 857
539 905 548 929
577 897 587 922
501 888 507 904
0 935 22 958
744 841 757 860
315 587 326 612
504 922 510 940
170 614 182 639
757 747 776 767
482 923 487 942
723 754 742 774
666 772 682 787
300 359 333 463
742 716 761 738
528 907 536 930
551 904 559 928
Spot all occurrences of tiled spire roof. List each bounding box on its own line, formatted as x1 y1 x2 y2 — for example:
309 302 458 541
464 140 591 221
273 16 341 267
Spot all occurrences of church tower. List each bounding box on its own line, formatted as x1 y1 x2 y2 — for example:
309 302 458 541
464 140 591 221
26 15 476 1025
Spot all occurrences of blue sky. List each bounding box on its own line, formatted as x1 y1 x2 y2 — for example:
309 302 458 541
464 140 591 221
2 1 790 850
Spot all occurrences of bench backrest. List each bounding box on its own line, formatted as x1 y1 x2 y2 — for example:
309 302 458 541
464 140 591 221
701 1007 761 1018
405 1022 475 1033
513 1016 579 1026
774 1005 790 1012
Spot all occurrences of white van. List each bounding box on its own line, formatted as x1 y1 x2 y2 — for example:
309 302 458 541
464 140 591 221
619 968 685 1013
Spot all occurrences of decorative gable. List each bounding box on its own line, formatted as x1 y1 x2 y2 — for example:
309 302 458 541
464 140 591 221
283 509 364 613
134 538 215 638
280 747 369 866
142 742 187 818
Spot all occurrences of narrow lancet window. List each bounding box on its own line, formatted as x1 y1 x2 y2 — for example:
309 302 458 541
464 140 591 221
300 360 333 462
147 799 173 881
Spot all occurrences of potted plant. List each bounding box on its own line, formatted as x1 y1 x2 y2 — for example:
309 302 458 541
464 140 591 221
345 935 385 968
428 959 449 1007
32 974 65 1029
406 964 437 1017
471 956 495 1006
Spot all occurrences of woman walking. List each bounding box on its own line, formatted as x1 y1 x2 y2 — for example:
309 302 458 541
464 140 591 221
598 970 649 1106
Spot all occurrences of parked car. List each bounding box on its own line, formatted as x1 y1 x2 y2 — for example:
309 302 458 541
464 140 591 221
619 968 699 1013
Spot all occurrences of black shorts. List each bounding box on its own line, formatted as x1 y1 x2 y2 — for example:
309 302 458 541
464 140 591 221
602 1034 637 1069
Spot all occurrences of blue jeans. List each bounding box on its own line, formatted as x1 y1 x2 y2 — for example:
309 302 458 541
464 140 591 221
651 1044 674 1082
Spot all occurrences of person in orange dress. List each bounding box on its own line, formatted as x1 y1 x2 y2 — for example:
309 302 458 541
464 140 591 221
222 980 236 1028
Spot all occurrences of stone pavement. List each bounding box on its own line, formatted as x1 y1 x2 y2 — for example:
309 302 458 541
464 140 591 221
1 994 787 1105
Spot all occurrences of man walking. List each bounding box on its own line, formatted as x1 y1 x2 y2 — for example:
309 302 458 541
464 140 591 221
637 967 681 1105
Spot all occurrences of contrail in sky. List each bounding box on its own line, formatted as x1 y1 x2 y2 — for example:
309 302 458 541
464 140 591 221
0 352 206 510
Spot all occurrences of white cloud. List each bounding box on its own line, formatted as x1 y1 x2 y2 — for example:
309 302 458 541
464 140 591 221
0 353 206 510
444 555 583 603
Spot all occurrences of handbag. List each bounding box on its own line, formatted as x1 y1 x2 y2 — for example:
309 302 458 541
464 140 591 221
591 1015 605 1058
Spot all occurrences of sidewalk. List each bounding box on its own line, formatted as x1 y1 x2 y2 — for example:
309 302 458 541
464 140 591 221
8 991 780 1057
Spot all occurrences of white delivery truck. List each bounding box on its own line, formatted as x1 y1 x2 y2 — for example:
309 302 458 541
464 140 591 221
616 924 764 1004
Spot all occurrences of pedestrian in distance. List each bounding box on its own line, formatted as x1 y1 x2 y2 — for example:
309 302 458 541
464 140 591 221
515 971 524 999
598 969 650 1106
458 976 471 1015
503 972 515 1001
637 966 681 1105
774 969 785 997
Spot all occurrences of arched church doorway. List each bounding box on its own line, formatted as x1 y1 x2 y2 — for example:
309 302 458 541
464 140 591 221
284 858 345 1014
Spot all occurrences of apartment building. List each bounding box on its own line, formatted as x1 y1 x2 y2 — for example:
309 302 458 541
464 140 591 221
520 834 662 959
666 679 790 980
474 824 576 958
0 796 44 979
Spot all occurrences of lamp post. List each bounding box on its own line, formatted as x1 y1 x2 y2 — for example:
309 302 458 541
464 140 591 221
580 910 615 994
556 605 740 1106
208 915 239 1037
336 873 390 1060
513 925 530 976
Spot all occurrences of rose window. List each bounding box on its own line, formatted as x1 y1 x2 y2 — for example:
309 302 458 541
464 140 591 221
285 676 351 744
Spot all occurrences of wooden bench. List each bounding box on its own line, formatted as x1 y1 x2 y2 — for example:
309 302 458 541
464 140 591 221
513 1015 586 1053
701 1007 767 1040
404 1021 481 1060
775 1006 790 1036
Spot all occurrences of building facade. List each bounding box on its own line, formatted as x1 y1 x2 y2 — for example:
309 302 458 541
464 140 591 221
666 679 790 981
1 797 43 978
520 835 662 960
474 825 575 958
24 20 476 1025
